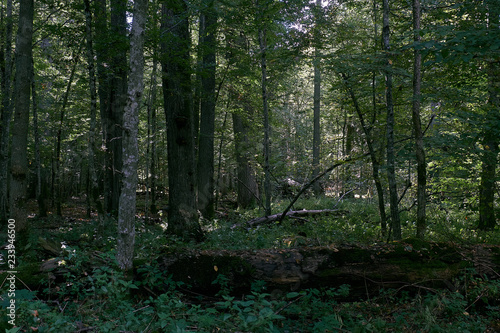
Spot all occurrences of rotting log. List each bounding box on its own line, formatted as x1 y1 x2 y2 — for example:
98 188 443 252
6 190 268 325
156 239 500 298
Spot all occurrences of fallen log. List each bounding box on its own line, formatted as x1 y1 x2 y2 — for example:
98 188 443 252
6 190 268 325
232 209 349 229
156 239 500 298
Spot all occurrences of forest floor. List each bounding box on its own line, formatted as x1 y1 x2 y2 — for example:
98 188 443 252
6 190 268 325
1 196 500 332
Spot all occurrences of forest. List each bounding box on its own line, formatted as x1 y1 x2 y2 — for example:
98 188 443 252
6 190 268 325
0 0 499 331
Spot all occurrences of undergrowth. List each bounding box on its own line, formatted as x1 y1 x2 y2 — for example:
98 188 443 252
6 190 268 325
0 197 499 332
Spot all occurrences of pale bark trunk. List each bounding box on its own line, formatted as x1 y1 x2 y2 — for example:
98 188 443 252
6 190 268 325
9 0 33 235
116 0 148 272
383 0 401 240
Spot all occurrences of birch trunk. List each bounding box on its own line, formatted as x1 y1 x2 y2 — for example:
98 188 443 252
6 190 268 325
116 0 148 272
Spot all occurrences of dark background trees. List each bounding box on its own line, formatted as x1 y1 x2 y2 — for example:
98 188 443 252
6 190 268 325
0 0 498 254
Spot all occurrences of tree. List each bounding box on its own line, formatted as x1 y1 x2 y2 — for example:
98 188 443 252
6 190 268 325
257 0 272 216
117 0 148 272
0 0 13 224
478 0 500 230
9 0 33 235
84 0 103 218
382 0 401 240
412 0 426 238
312 0 322 196
161 0 203 241
197 0 218 220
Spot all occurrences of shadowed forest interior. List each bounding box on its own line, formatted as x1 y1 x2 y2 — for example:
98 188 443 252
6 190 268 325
0 0 499 331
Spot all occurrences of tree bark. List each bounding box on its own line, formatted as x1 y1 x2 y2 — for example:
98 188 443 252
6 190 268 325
197 0 218 220
232 112 260 209
412 0 427 239
258 13 272 216
107 0 128 216
84 0 103 218
148 51 159 215
31 59 46 218
117 0 148 272
161 0 203 241
382 0 401 240
312 0 322 197
478 0 500 231
9 0 33 235
0 0 13 224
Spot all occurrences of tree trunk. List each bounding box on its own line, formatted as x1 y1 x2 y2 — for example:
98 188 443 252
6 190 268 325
161 0 203 241
197 0 218 220
478 1 500 231
31 59 46 218
94 0 111 215
232 111 260 209
382 0 401 240
148 51 159 215
117 0 148 272
0 0 13 225
412 0 427 239
258 17 272 216
341 73 387 235
9 0 33 235
84 0 103 218
107 0 128 216
312 0 322 197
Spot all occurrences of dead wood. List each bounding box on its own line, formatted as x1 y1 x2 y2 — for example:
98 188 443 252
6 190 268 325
156 240 500 298
233 209 349 229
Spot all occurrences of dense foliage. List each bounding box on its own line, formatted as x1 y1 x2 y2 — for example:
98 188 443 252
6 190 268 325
0 0 499 331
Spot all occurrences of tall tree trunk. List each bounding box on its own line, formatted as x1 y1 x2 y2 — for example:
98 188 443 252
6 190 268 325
0 0 13 224
478 0 499 230
233 111 260 209
197 0 217 220
148 51 159 215
117 0 148 272
107 0 128 215
258 11 272 216
53 49 80 216
382 0 401 240
84 0 103 218
161 0 203 241
94 0 112 214
312 0 322 196
9 0 33 235
31 59 46 218
412 0 426 239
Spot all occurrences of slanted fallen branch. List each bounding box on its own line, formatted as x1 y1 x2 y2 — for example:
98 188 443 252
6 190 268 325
234 209 349 229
